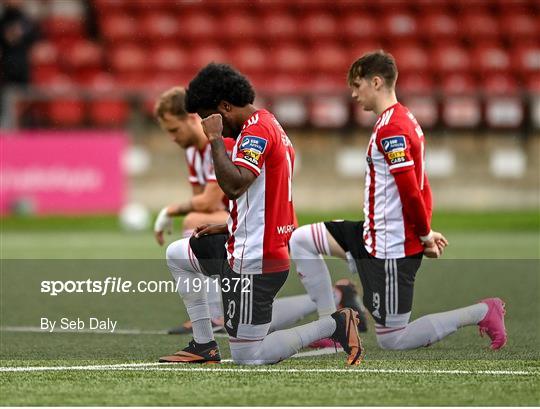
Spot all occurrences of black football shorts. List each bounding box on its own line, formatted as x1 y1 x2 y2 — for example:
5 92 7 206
189 233 288 339
324 220 422 327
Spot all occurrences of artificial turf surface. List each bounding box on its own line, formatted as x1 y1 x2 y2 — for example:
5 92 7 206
0 211 538 405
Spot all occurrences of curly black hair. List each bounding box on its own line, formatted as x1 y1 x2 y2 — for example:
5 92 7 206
185 63 255 114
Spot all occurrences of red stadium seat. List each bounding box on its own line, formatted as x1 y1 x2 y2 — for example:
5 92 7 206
93 0 130 13
131 0 177 12
527 74 540 92
32 66 62 86
272 96 308 127
48 99 86 128
471 46 510 75
403 96 439 128
229 44 267 75
188 44 229 71
390 44 429 75
145 74 189 92
413 0 452 14
211 0 259 13
348 42 385 62
512 45 540 76
151 46 188 73
382 12 419 40
30 41 59 84
299 12 339 40
221 12 259 40
431 45 471 74
500 13 538 42
44 73 76 91
84 72 116 90
420 13 459 42
398 74 435 94
179 13 218 41
454 0 492 14
310 74 347 92
495 0 535 13
310 96 349 128
263 73 309 93
42 16 85 39
342 13 380 41
89 99 130 127
116 72 151 89
100 14 138 43
310 43 349 74
109 44 147 73
372 0 410 13
440 74 481 128
272 44 309 73
441 74 477 95
260 12 298 40
63 40 103 71
483 74 524 128
398 74 438 127
30 41 58 66
72 68 103 86
461 13 499 42
483 73 520 95
140 13 180 42
442 96 482 128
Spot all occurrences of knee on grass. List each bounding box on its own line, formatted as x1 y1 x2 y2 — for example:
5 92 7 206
376 330 408 350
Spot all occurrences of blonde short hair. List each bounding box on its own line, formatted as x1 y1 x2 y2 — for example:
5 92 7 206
154 86 188 120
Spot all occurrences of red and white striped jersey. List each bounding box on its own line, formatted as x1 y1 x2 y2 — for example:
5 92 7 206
227 110 296 275
185 138 235 186
363 102 432 259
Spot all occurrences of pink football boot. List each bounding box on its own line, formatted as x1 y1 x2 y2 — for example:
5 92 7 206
308 338 338 349
478 298 507 350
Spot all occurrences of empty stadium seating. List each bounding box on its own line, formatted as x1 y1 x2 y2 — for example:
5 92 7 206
23 0 540 128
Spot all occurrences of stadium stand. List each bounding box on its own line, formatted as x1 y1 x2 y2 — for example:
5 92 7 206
3 0 539 129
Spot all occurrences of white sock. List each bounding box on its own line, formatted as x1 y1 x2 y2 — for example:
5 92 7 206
269 294 318 332
377 303 488 350
166 238 214 343
207 277 223 321
191 319 214 344
230 317 336 365
290 223 336 317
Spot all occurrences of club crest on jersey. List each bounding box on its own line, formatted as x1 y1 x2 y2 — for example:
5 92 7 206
240 135 267 166
381 136 406 153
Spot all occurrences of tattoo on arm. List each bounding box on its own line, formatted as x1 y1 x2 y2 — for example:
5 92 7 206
210 139 255 200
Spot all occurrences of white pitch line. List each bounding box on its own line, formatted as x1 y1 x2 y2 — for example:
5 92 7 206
0 363 536 376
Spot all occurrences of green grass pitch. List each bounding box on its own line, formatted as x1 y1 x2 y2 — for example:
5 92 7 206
1 211 539 405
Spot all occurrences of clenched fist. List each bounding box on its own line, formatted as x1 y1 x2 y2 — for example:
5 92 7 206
201 114 223 141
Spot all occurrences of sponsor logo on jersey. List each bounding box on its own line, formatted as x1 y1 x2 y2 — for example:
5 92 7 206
381 135 406 153
239 135 267 166
276 224 295 234
387 151 405 160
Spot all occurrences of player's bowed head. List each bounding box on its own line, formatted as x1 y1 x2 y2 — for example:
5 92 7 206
185 63 258 200
347 50 448 257
185 63 256 139
347 50 399 116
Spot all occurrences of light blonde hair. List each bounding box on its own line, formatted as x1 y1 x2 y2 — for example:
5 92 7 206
154 86 188 120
